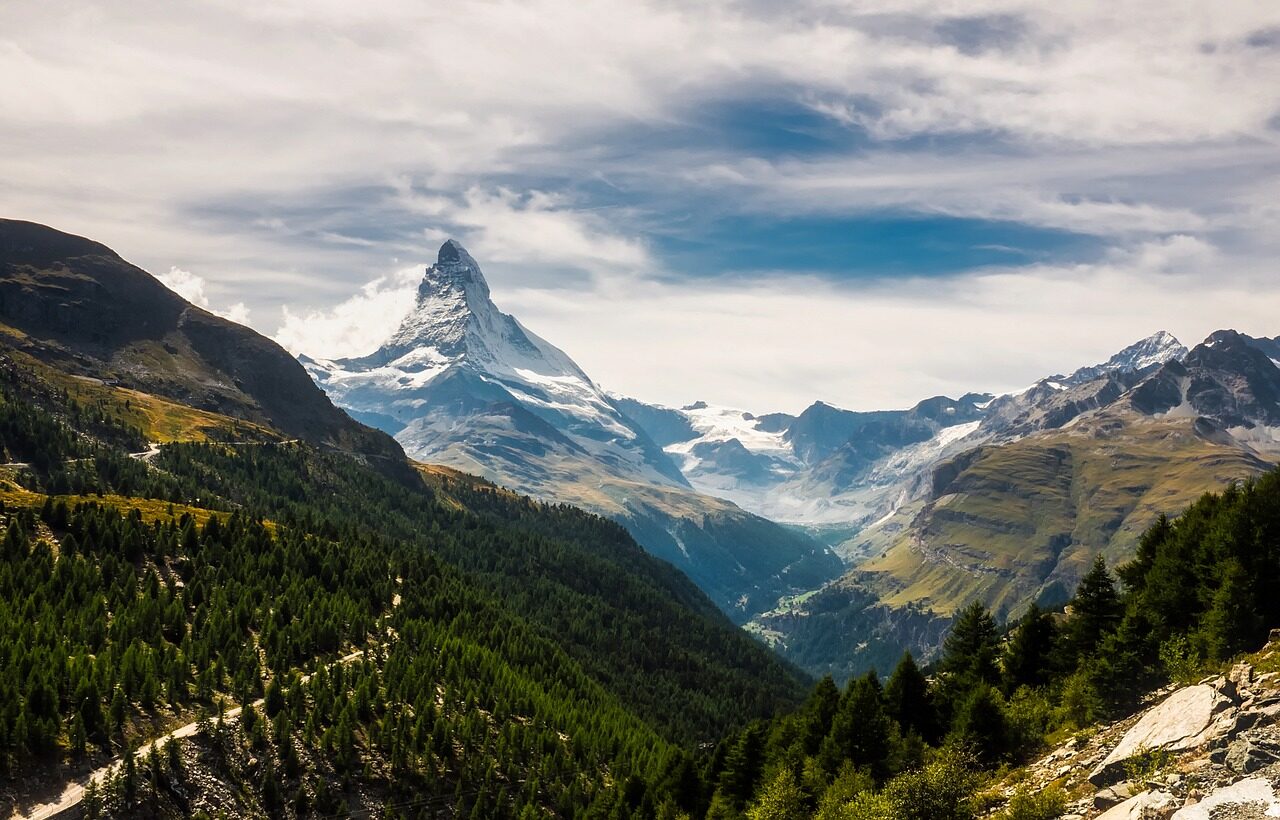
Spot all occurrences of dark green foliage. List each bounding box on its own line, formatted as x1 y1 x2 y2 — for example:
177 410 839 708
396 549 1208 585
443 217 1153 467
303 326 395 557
885 653 935 743
1065 555 1122 663
820 672 892 782
717 469 1280 816
1002 604 1058 694
0 358 805 816
948 685 1008 764
940 601 1000 689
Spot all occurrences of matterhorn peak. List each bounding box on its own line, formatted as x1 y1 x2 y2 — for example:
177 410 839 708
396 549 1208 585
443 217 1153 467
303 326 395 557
418 239 490 301
437 238 467 264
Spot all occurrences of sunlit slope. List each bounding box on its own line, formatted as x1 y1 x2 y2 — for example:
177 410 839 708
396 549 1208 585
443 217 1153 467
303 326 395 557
857 413 1273 617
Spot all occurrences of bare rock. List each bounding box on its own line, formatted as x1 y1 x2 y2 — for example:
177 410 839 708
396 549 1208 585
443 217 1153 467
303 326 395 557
1092 685 1237 785
1094 782 1137 810
1095 790 1177 820
1170 776 1280 819
1226 736 1280 774
1230 662 1255 689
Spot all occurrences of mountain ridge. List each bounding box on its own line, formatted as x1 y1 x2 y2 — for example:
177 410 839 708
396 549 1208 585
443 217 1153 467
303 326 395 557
304 240 840 618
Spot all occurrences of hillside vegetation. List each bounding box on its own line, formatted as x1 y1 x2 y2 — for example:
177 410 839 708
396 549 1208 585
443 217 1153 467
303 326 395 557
0 343 805 818
694 467 1280 819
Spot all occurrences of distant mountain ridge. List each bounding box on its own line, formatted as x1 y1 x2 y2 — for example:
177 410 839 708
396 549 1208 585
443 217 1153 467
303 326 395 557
304 241 840 618
746 329 1280 678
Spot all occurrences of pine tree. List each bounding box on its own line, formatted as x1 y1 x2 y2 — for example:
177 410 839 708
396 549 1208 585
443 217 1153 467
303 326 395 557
948 685 1008 764
746 768 807 820
1002 604 1058 693
265 675 285 719
940 601 1000 688
821 672 892 782
716 723 767 809
801 676 841 754
1066 556 1122 661
884 653 935 743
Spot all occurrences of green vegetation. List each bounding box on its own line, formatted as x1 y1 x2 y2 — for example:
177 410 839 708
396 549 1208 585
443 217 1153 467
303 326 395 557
861 415 1272 617
0 356 805 818
707 469 1280 819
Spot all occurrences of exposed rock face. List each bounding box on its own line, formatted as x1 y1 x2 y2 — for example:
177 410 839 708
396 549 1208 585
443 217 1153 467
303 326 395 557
1169 776 1280 818
1092 684 1238 785
1095 790 1176 820
986 637 1280 820
0 219 403 462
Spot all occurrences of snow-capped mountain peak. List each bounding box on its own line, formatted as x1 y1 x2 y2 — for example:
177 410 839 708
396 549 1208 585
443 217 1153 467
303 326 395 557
362 240 587 385
303 240 688 486
1064 331 1187 384
1098 330 1186 373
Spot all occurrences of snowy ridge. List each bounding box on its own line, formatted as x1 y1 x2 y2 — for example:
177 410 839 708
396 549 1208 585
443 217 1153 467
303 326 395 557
304 240 678 484
1061 330 1187 385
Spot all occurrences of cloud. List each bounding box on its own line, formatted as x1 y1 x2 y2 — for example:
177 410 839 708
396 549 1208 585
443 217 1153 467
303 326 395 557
156 266 254 325
396 184 651 280
273 266 422 359
3 0 1280 411
275 233 1276 412
500 237 1276 412
156 267 208 306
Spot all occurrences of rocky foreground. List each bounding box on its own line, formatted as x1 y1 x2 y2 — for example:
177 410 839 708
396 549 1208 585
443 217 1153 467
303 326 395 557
994 632 1280 818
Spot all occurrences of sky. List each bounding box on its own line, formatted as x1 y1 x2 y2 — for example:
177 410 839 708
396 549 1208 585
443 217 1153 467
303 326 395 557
3 1 1280 413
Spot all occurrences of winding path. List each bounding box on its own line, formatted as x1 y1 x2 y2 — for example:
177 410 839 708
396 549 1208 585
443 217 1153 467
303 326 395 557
15 647 368 819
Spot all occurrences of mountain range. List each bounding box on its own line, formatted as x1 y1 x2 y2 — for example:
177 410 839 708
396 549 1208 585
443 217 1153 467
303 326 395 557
0 218 810 818
302 240 839 619
300 240 1280 677
10 220 1275 683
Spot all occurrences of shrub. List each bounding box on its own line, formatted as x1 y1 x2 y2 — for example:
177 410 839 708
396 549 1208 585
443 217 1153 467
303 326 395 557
996 786 1067 820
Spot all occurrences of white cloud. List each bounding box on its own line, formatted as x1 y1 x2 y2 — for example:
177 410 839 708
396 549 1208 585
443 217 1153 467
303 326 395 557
395 184 651 279
155 266 253 325
220 302 253 325
3 0 1280 411
272 234 1277 412
156 267 208 306
273 267 422 359
500 240 1277 412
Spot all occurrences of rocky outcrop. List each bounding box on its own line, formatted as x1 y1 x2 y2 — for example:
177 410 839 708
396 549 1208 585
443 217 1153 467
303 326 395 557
988 636 1280 820
1169 776 1280 818
1095 790 1176 820
1091 683 1239 785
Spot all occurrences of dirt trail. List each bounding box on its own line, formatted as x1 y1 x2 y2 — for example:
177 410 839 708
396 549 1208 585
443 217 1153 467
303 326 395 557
13 577 401 820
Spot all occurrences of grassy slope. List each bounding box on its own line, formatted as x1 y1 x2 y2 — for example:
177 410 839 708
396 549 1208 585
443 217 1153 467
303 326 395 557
858 413 1273 618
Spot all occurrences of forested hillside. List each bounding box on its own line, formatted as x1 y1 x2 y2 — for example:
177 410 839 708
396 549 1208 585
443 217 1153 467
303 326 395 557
0 319 805 817
682 469 1280 819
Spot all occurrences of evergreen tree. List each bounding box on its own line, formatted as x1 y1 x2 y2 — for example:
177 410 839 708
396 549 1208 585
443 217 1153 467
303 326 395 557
949 685 1008 764
1066 556 1123 662
940 601 1001 688
1001 604 1058 693
884 652 935 743
716 723 767 809
801 676 841 754
746 768 807 820
821 672 892 782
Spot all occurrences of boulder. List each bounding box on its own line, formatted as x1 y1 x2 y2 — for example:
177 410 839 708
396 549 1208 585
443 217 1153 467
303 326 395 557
1093 782 1137 810
1091 685 1235 785
1095 790 1177 820
1229 662 1254 689
1225 735 1280 773
1170 776 1280 819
